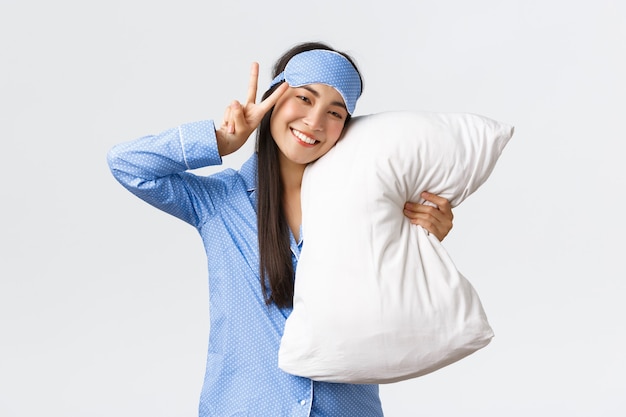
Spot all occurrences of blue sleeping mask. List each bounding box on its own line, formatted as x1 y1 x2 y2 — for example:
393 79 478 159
269 49 362 115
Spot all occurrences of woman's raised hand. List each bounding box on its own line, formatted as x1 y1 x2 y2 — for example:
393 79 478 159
216 62 290 156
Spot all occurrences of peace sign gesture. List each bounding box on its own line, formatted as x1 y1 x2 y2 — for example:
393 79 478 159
216 62 290 157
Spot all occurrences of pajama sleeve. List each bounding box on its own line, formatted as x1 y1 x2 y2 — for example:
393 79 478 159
107 120 224 227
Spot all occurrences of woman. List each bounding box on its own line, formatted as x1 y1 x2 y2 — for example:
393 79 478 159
108 42 453 416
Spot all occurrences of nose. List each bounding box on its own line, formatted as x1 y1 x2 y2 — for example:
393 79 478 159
303 108 325 131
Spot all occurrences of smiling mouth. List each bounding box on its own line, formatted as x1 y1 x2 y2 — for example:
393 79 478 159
291 129 318 145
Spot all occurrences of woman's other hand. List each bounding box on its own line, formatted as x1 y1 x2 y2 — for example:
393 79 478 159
403 192 454 241
216 62 289 156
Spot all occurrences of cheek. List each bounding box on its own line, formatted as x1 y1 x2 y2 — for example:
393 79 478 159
273 99 301 122
326 122 346 144
269 102 292 137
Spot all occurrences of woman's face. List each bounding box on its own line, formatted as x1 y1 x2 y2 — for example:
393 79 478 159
270 83 348 167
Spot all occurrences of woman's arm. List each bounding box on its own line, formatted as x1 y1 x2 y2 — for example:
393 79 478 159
108 64 288 227
107 120 223 227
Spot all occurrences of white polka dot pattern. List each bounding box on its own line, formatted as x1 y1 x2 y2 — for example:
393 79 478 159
107 120 383 416
269 49 362 114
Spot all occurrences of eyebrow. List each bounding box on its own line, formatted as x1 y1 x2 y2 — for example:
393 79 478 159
301 85 347 110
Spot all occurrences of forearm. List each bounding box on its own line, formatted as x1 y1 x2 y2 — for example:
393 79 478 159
107 120 222 226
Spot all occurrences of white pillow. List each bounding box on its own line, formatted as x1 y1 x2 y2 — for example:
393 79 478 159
279 111 514 384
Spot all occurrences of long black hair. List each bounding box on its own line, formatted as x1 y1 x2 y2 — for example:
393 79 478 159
256 42 363 307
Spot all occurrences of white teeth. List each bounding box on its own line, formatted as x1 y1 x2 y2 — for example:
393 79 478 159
293 129 317 145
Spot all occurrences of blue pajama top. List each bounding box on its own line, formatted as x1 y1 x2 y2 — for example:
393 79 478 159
107 120 383 417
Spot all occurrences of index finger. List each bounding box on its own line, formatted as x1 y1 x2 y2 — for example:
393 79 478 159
246 62 260 104
421 192 453 211
257 82 290 114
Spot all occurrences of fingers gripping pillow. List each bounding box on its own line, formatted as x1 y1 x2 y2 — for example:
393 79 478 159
278 111 514 384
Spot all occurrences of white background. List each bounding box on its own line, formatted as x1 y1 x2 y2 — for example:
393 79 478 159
1 0 625 416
